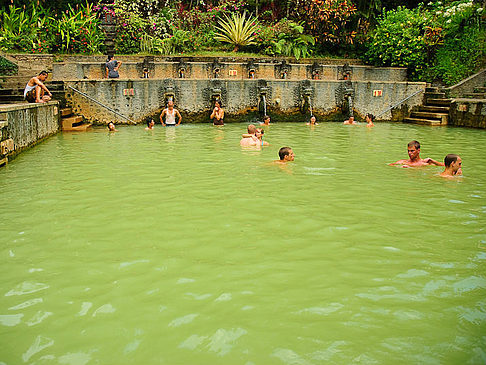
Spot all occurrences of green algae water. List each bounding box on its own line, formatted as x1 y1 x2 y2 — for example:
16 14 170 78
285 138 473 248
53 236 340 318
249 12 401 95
1 122 485 365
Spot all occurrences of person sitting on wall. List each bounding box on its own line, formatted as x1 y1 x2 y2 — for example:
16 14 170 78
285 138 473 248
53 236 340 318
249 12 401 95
343 116 357 125
160 100 182 126
145 119 155 130
274 147 295 163
389 140 444 167
210 101 225 126
260 115 271 126
107 122 118 132
105 54 122 79
306 116 318 126
440 154 462 178
24 71 52 103
142 67 150 79
365 113 375 127
240 124 260 146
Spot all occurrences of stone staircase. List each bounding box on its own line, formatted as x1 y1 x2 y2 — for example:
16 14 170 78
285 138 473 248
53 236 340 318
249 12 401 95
404 87 451 126
464 86 486 99
60 107 91 131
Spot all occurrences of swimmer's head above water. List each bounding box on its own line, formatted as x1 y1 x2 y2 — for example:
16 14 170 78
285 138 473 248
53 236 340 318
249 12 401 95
278 147 295 162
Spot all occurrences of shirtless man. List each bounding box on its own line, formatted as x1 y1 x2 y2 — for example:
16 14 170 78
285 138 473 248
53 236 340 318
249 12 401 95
210 101 224 125
256 128 269 146
343 116 357 125
390 140 444 167
24 71 52 103
240 124 260 146
274 147 295 163
440 154 462 177
260 115 271 126
160 100 182 126
306 116 318 126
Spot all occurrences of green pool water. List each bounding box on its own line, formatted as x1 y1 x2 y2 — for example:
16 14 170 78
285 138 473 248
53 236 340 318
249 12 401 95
1 122 485 365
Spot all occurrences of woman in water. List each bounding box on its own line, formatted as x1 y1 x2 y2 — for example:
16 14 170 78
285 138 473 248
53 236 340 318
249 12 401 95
145 119 155 130
365 113 375 127
107 122 118 132
210 101 225 126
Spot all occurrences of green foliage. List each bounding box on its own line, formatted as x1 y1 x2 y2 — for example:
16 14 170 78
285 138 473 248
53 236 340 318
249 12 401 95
365 6 428 78
0 2 104 54
428 25 486 86
271 20 315 59
365 1 485 83
215 12 259 51
0 56 18 76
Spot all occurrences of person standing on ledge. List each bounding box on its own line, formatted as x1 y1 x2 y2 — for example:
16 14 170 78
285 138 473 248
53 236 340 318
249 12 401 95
160 100 182 126
105 55 122 79
274 147 295 163
389 140 443 167
440 154 462 177
24 71 52 103
210 101 225 125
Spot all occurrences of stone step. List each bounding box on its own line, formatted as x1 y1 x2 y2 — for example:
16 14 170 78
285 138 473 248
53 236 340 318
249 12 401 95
474 87 486 93
403 117 445 126
410 111 448 120
464 92 486 99
419 105 450 113
426 98 452 106
425 87 440 92
424 92 446 99
62 115 84 130
67 123 92 132
61 108 72 117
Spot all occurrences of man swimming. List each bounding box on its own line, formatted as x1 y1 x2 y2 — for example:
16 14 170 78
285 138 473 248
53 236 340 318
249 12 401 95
343 116 357 125
440 154 462 177
274 147 295 163
389 140 443 167
260 115 271 125
240 124 260 146
160 100 182 126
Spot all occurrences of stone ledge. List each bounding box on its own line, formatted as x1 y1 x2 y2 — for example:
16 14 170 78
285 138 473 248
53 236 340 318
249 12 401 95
0 100 59 112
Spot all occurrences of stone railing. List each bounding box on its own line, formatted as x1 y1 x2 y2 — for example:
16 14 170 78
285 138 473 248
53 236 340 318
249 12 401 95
443 68 486 98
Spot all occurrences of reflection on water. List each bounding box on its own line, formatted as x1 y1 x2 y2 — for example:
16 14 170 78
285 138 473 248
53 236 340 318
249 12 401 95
1 123 485 364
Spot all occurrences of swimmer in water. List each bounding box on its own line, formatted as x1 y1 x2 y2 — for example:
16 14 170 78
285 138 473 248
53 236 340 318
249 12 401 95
274 147 295 163
256 128 269 146
108 122 118 132
260 115 271 126
306 116 318 126
389 140 444 167
440 154 462 177
145 119 155 130
343 116 357 125
211 101 224 125
365 113 375 127
240 124 260 146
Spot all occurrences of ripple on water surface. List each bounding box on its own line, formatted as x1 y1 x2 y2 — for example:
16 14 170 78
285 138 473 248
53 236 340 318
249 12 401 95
0 123 485 364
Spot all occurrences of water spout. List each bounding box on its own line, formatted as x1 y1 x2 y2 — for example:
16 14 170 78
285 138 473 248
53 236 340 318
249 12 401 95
261 95 267 116
347 95 353 117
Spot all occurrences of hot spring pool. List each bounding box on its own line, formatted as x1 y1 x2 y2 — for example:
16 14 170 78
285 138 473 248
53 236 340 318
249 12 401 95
1 122 485 364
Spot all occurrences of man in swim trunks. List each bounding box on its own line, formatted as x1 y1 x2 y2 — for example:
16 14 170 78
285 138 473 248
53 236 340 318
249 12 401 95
240 124 260 146
160 100 182 126
274 147 295 163
389 140 444 167
440 154 462 177
24 71 52 103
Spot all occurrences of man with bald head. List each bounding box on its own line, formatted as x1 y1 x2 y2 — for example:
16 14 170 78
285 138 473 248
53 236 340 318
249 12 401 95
240 124 260 146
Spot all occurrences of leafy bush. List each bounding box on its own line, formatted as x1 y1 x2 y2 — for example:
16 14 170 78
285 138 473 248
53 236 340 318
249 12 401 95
270 19 315 59
365 6 430 79
0 56 18 76
215 12 259 51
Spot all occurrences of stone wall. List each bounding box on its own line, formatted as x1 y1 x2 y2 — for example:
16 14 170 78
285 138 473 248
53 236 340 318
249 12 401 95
0 102 60 163
0 53 54 71
53 62 407 82
449 99 486 128
64 79 425 124
443 69 486 98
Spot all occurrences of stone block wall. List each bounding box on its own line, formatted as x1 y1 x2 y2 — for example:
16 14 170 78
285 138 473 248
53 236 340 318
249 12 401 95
0 102 60 162
449 99 486 128
64 79 425 124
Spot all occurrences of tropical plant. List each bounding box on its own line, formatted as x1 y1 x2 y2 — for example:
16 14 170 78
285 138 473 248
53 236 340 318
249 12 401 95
271 20 315 59
214 12 259 51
